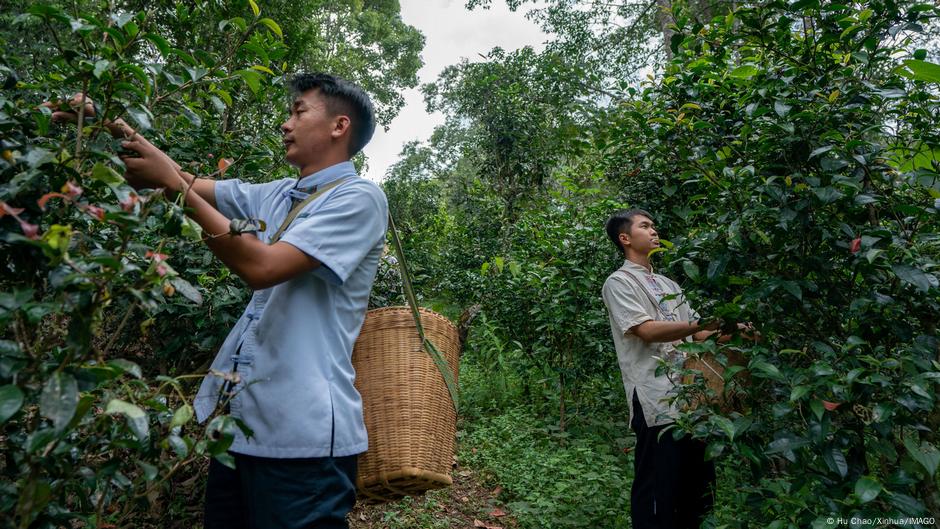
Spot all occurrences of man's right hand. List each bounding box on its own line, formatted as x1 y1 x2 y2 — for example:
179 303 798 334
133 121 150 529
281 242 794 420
43 93 136 139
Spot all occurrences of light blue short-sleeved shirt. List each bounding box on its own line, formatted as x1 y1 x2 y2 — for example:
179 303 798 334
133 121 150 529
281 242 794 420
193 161 389 458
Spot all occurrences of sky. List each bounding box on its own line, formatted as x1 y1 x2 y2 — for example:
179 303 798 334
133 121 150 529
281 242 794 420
360 0 548 182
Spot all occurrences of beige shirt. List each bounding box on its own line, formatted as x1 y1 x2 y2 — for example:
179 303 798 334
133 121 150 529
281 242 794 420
601 259 700 427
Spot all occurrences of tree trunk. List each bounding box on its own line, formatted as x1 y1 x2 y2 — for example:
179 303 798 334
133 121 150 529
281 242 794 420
657 0 676 61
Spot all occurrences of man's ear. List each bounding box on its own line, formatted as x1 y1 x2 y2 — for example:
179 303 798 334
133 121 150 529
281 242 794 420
619 232 630 247
331 115 351 139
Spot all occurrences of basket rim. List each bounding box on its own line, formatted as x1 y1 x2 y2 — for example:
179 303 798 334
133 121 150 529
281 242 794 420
364 305 458 333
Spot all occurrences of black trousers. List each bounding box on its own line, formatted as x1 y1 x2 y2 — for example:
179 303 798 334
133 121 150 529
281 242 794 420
630 390 716 529
204 452 358 529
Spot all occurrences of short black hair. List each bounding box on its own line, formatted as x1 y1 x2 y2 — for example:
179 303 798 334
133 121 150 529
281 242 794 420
605 208 654 255
289 73 376 157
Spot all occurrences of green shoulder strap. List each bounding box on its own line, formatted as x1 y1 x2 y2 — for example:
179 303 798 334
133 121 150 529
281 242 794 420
387 213 460 412
268 177 349 244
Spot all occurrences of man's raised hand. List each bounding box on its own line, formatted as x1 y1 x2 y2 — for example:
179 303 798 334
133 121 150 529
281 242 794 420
119 137 184 192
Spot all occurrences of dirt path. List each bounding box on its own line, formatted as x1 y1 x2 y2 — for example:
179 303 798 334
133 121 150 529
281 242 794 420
350 465 517 529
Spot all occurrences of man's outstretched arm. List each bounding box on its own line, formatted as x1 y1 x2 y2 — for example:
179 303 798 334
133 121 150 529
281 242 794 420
631 319 718 343
47 94 217 208
120 136 320 290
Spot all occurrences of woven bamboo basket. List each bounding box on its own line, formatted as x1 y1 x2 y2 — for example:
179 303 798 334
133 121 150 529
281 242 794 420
682 350 748 412
352 306 460 503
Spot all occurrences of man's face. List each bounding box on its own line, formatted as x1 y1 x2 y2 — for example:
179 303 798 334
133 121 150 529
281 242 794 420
280 90 346 169
622 215 659 255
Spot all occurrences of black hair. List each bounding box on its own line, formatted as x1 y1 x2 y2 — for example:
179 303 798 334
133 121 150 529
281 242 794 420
288 73 376 157
605 208 654 256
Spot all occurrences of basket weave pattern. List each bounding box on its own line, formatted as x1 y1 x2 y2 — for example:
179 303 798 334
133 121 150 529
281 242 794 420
682 350 748 412
352 306 460 503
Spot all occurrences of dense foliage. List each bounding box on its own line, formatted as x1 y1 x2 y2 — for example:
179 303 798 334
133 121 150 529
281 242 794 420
635 1 940 524
0 1 422 527
386 0 940 527
2 0 939 527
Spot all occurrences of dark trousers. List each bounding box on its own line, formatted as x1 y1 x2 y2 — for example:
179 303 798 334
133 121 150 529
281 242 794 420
630 390 716 529
204 452 358 529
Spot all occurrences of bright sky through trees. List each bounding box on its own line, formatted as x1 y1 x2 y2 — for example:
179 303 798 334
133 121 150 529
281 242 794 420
362 1 547 181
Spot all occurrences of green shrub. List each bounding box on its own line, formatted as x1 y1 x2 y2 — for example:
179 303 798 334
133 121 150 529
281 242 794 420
460 406 632 529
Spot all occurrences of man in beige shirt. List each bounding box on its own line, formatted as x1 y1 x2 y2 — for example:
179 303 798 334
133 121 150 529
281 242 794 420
601 209 718 529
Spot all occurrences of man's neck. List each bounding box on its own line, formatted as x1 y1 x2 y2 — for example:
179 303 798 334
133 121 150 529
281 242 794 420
298 155 350 179
625 251 652 272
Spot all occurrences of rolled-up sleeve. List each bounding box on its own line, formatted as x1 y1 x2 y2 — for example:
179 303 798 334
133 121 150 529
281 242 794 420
280 181 388 285
602 276 655 336
214 179 282 221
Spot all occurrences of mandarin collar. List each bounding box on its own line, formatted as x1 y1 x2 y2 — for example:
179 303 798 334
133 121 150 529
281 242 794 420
621 258 655 276
295 161 358 191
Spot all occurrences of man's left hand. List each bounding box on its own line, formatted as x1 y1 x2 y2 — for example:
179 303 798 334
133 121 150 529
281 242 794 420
120 137 182 191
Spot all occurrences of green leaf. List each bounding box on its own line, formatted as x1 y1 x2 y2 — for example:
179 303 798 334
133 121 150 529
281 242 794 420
170 404 194 428
259 17 282 38
106 398 149 440
752 360 784 381
25 148 55 168
813 186 843 203
91 162 125 185
711 415 735 441
809 145 833 158
902 59 940 83
0 385 24 424
892 264 931 292
810 399 824 421
126 106 152 131
729 65 759 79
250 64 275 75
107 359 142 379
248 0 260 17
168 434 189 457
823 447 848 478
181 217 203 241
854 476 881 503
774 100 791 117
704 441 725 460
766 436 809 454
235 69 262 94
170 277 203 305
138 461 158 481
92 59 111 78
904 435 940 477
40 372 78 432
789 385 810 402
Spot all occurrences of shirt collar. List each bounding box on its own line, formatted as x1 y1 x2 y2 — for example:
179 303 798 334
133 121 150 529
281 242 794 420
295 161 358 191
621 258 655 276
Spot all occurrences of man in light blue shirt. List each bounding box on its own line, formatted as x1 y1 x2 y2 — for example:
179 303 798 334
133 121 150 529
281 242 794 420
102 73 387 528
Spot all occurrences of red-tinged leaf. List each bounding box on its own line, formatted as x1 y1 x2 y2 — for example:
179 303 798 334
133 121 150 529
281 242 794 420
145 251 168 262
19 219 40 239
207 153 214 159
84 204 105 221
61 180 83 198
489 508 507 517
120 194 139 212
37 192 68 210
156 264 168 277
623 446 633 454
492 486 503 497
850 237 861 254
0 201 24 217
474 520 486 528
823 400 842 411
218 157 233 175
